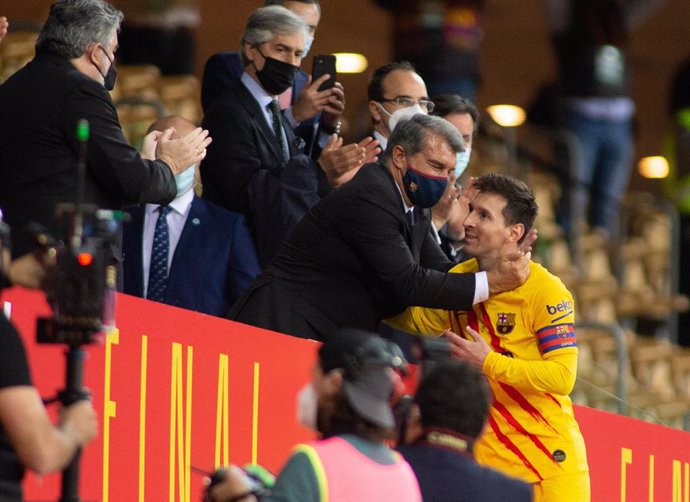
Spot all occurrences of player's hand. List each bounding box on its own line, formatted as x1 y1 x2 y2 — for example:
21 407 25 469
444 328 491 367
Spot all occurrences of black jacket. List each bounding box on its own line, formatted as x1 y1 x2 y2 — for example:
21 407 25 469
0 50 176 256
201 77 324 267
229 163 476 341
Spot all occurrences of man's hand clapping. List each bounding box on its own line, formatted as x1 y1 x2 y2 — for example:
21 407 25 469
155 127 212 175
318 135 380 187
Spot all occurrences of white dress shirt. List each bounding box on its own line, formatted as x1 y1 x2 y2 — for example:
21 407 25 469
142 188 194 296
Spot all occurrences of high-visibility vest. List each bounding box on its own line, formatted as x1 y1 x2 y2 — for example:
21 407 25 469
294 436 422 502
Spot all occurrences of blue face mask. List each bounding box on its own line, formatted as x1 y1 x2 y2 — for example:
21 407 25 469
455 147 472 178
303 35 314 57
402 162 448 208
175 165 196 197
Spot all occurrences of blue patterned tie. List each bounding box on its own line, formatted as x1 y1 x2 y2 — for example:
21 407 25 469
147 205 171 302
268 98 288 160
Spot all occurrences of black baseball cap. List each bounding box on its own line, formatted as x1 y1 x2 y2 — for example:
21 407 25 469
318 328 408 428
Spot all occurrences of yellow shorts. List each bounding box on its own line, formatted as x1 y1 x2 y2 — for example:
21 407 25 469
533 471 590 502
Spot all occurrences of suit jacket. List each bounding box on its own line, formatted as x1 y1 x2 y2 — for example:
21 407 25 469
399 443 533 502
201 77 323 267
122 197 261 316
201 51 322 157
0 50 176 257
229 163 477 341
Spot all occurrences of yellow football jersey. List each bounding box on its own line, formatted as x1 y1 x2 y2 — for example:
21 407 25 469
388 260 589 483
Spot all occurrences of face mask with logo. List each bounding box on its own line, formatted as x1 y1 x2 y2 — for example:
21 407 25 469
95 46 117 91
175 165 196 198
296 383 318 430
379 103 426 134
454 147 472 178
254 47 299 95
402 157 448 208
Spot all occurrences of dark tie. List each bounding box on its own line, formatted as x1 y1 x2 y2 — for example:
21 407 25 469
405 208 416 227
147 205 171 303
268 98 287 160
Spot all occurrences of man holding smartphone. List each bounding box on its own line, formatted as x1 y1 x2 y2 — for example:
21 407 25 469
201 6 378 267
202 0 343 159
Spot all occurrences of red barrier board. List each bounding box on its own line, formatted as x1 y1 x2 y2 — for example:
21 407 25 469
3 287 690 502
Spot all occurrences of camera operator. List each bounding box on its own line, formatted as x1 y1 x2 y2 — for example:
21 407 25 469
205 329 421 502
0 242 98 502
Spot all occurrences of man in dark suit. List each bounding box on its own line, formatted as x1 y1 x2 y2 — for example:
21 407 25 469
123 116 261 317
0 0 211 260
201 0 337 159
201 6 377 267
229 114 530 341
398 359 533 502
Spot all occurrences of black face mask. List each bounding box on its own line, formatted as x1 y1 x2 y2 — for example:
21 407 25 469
95 46 117 91
254 47 299 95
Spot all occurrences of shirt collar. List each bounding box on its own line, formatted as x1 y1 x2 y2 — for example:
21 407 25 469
392 178 414 213
373 130 388 151
241 71 274 109
145 187 194 217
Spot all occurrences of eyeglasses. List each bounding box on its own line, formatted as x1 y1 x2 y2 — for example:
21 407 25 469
380 96 435 113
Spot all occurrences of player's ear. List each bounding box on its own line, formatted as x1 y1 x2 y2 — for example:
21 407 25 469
507 223 525 244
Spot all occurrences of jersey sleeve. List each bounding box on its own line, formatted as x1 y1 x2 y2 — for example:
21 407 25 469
384 305 451 336
483 349 577 395
383 259 478 335
483 269 578 395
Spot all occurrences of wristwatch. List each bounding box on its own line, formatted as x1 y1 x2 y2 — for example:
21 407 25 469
322 119 342 136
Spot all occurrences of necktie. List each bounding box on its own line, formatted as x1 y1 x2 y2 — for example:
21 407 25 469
268 98 287 160
405 208 416 228
147 205 171 303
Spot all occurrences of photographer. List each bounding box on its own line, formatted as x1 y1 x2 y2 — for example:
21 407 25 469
0 243 98 501
205 329 421 502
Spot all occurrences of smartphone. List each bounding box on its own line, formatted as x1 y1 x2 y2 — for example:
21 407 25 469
312 55 337 92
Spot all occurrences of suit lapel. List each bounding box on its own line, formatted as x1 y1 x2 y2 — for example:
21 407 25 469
235 80 288 165
376 165 423 255
408 208 429 261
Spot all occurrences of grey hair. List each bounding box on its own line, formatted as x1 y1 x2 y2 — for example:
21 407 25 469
240 5 308 67
384 114 465 161
36 0 123 59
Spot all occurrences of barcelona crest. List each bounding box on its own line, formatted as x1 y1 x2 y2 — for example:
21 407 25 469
496 313 515 334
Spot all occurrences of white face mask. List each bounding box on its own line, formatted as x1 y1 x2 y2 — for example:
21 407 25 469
379 103 427 134
455 147 472 178
174 164 196 198
296 383 318 430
